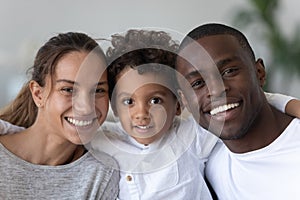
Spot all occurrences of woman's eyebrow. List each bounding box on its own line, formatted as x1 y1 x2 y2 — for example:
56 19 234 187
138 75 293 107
56 79 77 85
56 79 108 86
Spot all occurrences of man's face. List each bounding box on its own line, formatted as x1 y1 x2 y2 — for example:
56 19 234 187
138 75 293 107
176 34 266 140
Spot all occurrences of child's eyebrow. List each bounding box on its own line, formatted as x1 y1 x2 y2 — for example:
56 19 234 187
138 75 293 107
148 90 169 96
117 92 132 98
117 90 170 98
184 70 202 80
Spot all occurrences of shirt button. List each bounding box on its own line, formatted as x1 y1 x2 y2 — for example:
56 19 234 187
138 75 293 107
126 175 132 182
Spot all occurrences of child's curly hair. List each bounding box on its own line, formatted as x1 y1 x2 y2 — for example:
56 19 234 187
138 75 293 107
106 29 180 100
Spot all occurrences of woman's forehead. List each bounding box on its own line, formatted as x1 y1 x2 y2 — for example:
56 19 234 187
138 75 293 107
54 51 107 83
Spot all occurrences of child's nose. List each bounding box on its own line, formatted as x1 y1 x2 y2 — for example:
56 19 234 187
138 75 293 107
133 103 150 120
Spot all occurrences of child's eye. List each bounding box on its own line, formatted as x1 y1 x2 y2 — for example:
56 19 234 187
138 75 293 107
150 97 162 105
191 79 205 89
123 98 133 105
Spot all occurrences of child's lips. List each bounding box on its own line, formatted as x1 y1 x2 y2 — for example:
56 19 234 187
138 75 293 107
133 124 154 134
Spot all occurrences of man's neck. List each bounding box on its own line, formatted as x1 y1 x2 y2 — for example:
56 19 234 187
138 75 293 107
223 104 293 153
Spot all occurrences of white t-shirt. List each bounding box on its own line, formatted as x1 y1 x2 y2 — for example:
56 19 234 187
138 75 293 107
91 117 218 200
205 118 300 200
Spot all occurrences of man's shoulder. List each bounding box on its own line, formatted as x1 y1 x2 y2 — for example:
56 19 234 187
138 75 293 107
284 118 300 134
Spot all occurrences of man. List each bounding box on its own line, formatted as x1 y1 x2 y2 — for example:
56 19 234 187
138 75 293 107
175 23 300 199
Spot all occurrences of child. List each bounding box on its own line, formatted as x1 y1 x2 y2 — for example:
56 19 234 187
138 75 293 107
92 29 216 199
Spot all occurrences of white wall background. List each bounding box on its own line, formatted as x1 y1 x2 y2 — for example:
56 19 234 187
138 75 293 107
1 0 299 107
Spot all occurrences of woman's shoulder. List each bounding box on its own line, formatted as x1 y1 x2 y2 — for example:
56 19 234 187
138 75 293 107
87 148 119 170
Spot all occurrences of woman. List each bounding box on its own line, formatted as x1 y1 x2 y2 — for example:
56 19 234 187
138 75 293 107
0 32 119 199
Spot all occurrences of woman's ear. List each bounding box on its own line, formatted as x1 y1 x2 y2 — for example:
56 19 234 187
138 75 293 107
256 58 266 87
29 80 45 108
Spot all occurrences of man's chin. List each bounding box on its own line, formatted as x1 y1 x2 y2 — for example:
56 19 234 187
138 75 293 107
218 130 247 140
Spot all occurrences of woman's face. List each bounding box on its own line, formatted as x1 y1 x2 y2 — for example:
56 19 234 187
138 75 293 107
38 51 109 145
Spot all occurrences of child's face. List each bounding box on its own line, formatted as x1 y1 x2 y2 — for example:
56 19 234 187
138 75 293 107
112 67 180 145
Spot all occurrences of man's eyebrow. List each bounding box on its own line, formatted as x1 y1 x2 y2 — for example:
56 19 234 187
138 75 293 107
183 56 240 79
215 56 238 68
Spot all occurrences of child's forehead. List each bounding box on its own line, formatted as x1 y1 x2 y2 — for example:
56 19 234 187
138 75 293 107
117 67 169 83
115 67 175 93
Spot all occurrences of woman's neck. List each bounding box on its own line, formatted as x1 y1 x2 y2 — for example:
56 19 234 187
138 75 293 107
0 126 86 166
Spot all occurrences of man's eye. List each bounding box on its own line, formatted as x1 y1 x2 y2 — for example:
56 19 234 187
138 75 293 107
222 68 238 76
123 98 133 105
191 80 205 89
150 97 162 105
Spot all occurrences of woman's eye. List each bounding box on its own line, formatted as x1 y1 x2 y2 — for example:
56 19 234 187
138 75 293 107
94 88 107 95
61 87 74 94
191 79 205 89
95 88 104 93
123 98 133 105
150 97 162 104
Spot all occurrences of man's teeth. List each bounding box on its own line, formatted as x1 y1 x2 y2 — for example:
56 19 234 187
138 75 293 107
66 117 93 127
210 103 239 115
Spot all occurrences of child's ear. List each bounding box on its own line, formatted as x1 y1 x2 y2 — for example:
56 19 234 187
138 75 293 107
110 101 118 117
178 89 190 112
175 101 181 116
29 80 45 108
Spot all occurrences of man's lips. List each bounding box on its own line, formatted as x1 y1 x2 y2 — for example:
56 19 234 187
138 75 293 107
210 102 240 115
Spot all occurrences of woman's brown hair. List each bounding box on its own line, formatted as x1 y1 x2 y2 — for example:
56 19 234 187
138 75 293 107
0 32 106 128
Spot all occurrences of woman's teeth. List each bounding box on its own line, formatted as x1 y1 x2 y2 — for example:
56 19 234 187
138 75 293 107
210 103 239 115
66 117 93 127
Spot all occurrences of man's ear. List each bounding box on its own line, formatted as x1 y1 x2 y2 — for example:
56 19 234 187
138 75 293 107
29 80 45 108
255 58 266 87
